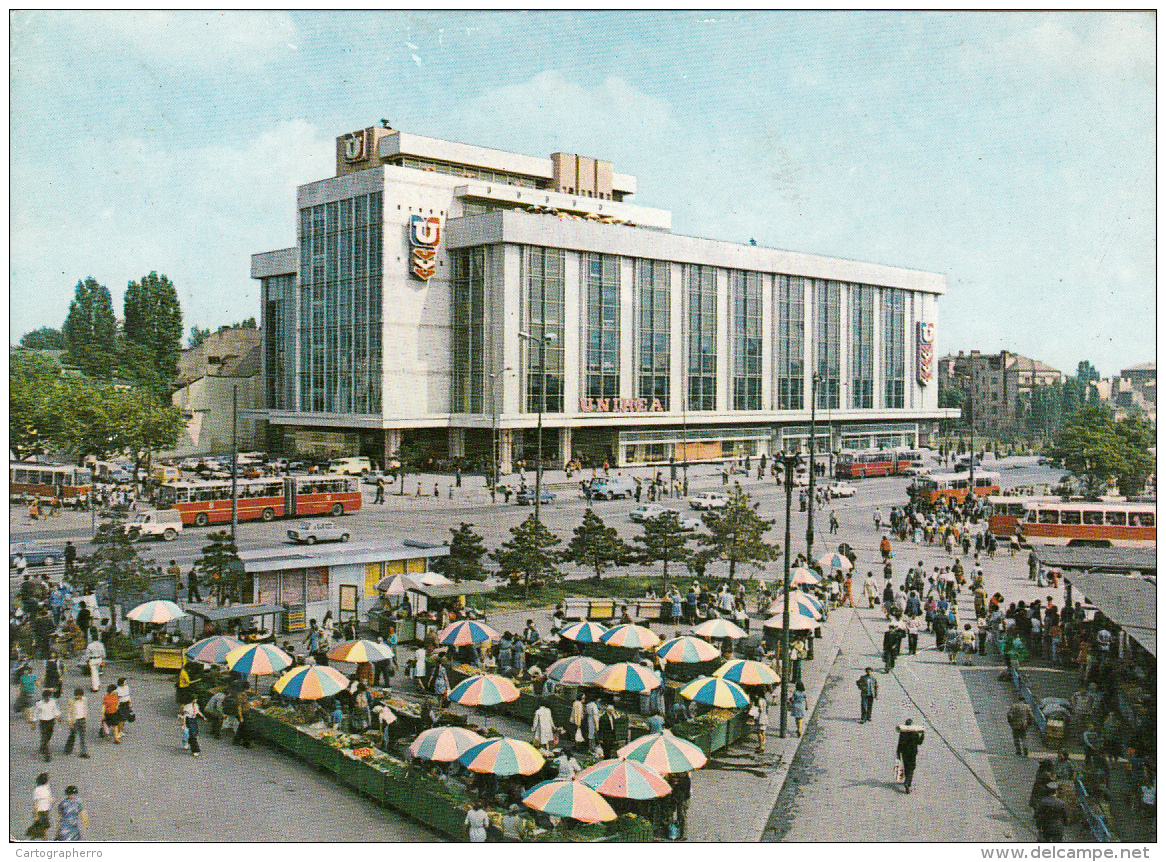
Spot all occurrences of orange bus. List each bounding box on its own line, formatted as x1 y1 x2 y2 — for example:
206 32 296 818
835 450 915 479
1020 500 1156 548
985 495 1060 538
10 461 93 501
912 471 1001 506
156 475 361 527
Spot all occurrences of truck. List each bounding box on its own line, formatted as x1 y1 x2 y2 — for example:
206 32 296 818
123 509 184 541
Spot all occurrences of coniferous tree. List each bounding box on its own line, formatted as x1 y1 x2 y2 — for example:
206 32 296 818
124 272 184 382
490 515 561 596
696 486 779 580
563 509 631 582
631 510 693 594
63 276 118 378
432 523 490 581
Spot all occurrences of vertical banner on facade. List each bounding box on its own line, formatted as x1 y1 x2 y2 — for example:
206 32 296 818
916 321 935 385
409 215 441 281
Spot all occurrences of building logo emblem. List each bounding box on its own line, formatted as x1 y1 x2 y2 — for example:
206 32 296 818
916 321 935 386
343 131 366 162
579 397 666 414
409 215 441 281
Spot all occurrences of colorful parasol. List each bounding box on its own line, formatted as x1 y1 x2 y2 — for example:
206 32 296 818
448 673 520 707
765 596 822 621
224 643 292 676
558 621 610 643
618 730 707 774
272 665 349 700
374 574 419 595
126 600 187 624
595 661 661 693
576 757 672 800
407 726 486 762
656 635 721 664
436 619 501 647
327 639 395 663
713 658 781 686
789 566 821 586
763 613 818 632
598 623 661 650
691 618 749 640
522 779 616 823
678 675 751 709
817 552 853 572
184 635 244 665
458 737 546 776
545 656 607 686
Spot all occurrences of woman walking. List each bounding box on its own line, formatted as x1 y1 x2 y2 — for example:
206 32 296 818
180 698 204 757
101 684 122 743
115 678 132 738
55 785 87 840
789 681 808 736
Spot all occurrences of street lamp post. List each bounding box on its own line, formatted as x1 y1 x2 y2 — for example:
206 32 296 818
779 452 797 738
518 331 555 530
230 384 238 541
489 367 513 499
806 373 819 558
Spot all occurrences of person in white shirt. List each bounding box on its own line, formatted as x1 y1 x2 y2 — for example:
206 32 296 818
555 749 581 779
33 691 61 762
413 646 427 683
531 704 555 749
63 688 89 758
28 773 52 840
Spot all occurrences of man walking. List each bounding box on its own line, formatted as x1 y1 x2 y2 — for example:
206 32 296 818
1033 782 1068 841
895 719 925 793
62 688 89 758
374 475 385 504
882 626 900 672
33 690 61 762
64 541 76 580
186 566 202 603
856 667 878 723
1007 698 1034 756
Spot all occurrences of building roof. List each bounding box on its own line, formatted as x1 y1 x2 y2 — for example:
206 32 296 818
187 603 285 623
408 581 495 599
1122 361 1156 374
1004 353 1062 375
1033 546 1157 574
234 539 449 573
1059 570 1157 657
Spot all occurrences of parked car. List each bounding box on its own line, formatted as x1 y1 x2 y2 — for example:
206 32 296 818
587 476 637 500
122 509 184 541
286 520 351 545
329 456 373 475
826 482 857 499
362 470 392 485
10 541 65 568
516 488 556 505
629 504 677 523
677 515 702 532
689 491 730 510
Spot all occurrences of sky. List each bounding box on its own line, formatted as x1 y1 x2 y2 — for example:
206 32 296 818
9 10 1155 377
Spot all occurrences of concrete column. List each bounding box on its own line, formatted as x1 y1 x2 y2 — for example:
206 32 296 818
499 429 514 474
761 273 773 412
562 251 581 415
448 427 465 458
716 268 730 413
670 263 685 414
619 257 634 400
383 429 402 463
560 427 573 466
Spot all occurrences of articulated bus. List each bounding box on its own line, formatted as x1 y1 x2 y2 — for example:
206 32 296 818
912 471 1002 506
835 450 915 479
1020 500 1156 548
985 496 1061 538
10 461 93 501
156 475 361 527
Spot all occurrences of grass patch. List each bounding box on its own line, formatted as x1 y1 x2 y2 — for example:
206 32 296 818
484 571 766 612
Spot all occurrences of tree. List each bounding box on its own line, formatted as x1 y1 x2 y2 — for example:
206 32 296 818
124 272 184 382
631 510 693 594
696 486 779 580
114 333 166 398
20 326 66 350
432 523 490 582
192 531 242 606
490 515 561 596
71 510 159 632
54 380 185 465
563 509 632 582
63 276 118 378
391 440 426 496
188 326 211 348
1048 405 1124 498
1115 415 1156 497
9 352 65 460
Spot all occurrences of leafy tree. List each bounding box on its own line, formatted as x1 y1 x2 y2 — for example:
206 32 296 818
124 272 184 382
1060 376 1083 424
63 276 118 378
114 333 166 398
220 317 257 331
432 523 490 582
189 326 211 348
391 440 426 496
1115 415 1156 497
490 514 561 596
10 352 65 460
72 510 159 631
192 531 242 606
940 383 969 425
631 510 693 593
20 326 66 350
1048 405 1124 498
54 380 185 464
696 486 779 580
563 509 632 582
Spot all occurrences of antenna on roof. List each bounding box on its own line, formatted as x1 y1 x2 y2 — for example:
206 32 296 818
380 119 392 129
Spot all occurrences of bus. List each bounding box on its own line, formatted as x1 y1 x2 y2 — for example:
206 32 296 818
155 475 361 527
911 471 1002 506
10 461 93 501
1020 500 1156 548
985 495 1061 538
835 450 914 479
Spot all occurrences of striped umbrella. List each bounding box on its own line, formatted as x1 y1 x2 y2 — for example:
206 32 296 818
577 757 672 800
126 600 187 624
437 619 501 647
558 621 609 643
458 737 545 776
523 779 616 823
713 659 781 686
545 656 607 686
618 730 707 774
374 574 418 595
765 596 822 621
656 636 721 664
692 618 749 640
789 567 821 586
763 613 818 632
599 623 661 650
679 676 751 709
817 552 853 572
327 639 395 663
407 726 485 762
273 665 349 700
595 661 661 693
225 643 292 676
448 673 520 707
184 635 244 665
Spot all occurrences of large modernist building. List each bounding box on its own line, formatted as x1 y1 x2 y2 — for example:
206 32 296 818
252 124 954 470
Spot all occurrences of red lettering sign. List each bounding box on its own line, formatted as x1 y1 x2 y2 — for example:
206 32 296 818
577 397 666 414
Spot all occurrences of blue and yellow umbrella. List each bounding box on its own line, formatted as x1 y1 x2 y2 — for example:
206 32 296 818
618 730 707 774
437 620 500 647
656 635 721 664
713 659 781 686
448 673 519 707
678 675 750 709
184 635 244 665
595 661 661 693
545 656 607 686
224 643 292 676
599 623 660 650
576 758 671 800
327 639 395 663
523 779 616 823
407 726 485 762
558 621 609 643
273 665 349 700
458 737 545 776
126 600 187 624
765 596 822 620
691 618 748 640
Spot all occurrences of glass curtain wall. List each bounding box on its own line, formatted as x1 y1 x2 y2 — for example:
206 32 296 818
451 248 485 413
263 274 296 410
851 284 875 409
585 253 620 399
636 259 670 409
776 275 805 410
298 191 383 414
524 246 565 413
686 264 718 411
813 279 841 409
883 287 906 408
731 271 762 410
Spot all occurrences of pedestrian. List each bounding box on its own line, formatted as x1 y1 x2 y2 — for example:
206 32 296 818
1007 698 1034 757
829 511 839 534
856 667 879 723
882 626 899 672
597 704 618 757
204 690 227 739
180 698 204 757
43 651 64 697
230 689 252 747
465 801 489 843
789 681 808 736
374 475 385 504
863 573 879 609
873 507 882 531
101 683 121 743
15 552 28 581
905 614 920 656
186 567 202 603
433 482 439 497
532 703 554 749
895 719 925 793
584 698 600 753
26 773 52 840
670 771 691 838
115 677 132 736
34 609 55 659
569 693 585 747
62 688 89 758
64 541 76 580
33 690 61 762
751 697 768 751
1033 781 1068 841
54 784 87 841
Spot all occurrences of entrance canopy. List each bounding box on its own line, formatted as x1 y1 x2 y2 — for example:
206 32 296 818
1061 570 1156 658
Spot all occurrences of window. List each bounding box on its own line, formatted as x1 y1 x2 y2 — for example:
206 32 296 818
776 276 805 410
1137 512 1154 527
1104 511 1126 526
1038 509 1059 524
882 287 905 408
685 264 717 411
636 259 670 409
813 279 841 409
524 246 565 413
731 271 762 410
263 274 296 410
451 248 486 413
585 253 620 399
1061 510 1081 525
851 284 875 408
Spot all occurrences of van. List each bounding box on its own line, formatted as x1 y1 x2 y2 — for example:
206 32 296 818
150 465 183 484
123 509 184 541
329 456 373 475
588 475 637 500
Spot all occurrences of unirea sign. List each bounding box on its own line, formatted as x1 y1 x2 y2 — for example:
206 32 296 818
409 215 441 281
916 321 935 386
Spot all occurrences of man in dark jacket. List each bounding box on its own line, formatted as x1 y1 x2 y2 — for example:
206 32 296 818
896 719 925 793
856 668 878 723
1008 698 1035 756
882 627 900 672
1033 783 1068 841
33 610 56 659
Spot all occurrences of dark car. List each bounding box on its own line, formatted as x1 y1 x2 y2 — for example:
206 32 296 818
10 541 65 567
516 488 556 505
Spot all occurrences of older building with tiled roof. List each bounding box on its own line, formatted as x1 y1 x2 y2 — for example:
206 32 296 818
938 349 1064 435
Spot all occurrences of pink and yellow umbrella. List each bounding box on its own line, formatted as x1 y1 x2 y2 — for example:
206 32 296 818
595 661 661 693
407 726 485 762
448 673 520 707
184 635 244 665
576 757 672 800
713 658 781 686
327 639 395 663
523 779 616 823
545 656 607 686
458 737 545 776
272 665 350 700
789 567 821 586
617 730 707 774
436 620 501 647
224 643 292 676
558 621 609 643
599 624 661 650
656 635 721 664
692 618 749 640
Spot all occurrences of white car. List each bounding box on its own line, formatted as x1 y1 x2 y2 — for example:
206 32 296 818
630 504 677 523
677 515 702 532
286 520 351 545
826 482 857 499
689 491 730 510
